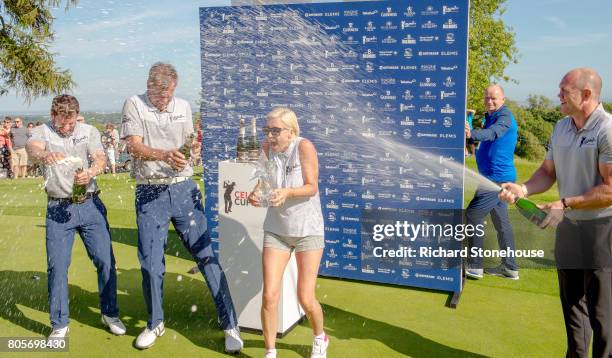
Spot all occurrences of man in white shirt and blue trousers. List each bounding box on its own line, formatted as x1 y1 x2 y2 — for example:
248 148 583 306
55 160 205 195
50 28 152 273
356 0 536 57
120 62 243 353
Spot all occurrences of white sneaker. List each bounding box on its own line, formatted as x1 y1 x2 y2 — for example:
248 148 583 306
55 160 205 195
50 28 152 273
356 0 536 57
264 349 277 358
47 326 69 345
224 326 243 354
465 266 484 279
101 315 126 335
311 334 329 358
48 326 69 338
135 322 165 349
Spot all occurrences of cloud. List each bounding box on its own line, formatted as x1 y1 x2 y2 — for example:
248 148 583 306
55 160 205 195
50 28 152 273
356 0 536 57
54 1 204 40
521 33 610 51
544 16 567 30
68 10 169 34
49 1 204 60
52 25 199 58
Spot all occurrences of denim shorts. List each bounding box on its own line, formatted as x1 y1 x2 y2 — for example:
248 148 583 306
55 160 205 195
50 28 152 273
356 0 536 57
263 231 325 253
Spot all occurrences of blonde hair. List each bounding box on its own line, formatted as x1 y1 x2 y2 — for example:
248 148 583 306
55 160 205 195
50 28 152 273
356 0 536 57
267 107 299 137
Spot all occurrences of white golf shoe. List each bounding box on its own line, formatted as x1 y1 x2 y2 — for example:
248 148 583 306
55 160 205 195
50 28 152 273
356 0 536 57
101 315 127 335
135 322 165 349
224 326 244 354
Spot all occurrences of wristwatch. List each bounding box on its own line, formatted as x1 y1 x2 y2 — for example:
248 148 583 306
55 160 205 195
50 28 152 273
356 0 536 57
561 198 572 211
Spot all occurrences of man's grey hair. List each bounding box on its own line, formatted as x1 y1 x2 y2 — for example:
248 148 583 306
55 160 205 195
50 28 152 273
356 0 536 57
147 62 178 89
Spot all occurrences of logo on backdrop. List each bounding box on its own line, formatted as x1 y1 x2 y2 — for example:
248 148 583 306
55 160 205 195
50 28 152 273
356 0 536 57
223 180 253 213
223 180 236 213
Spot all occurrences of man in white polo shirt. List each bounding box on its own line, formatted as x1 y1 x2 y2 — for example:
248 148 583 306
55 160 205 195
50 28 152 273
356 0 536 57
500 68 611 358
26 94 126 340
121 62 242 353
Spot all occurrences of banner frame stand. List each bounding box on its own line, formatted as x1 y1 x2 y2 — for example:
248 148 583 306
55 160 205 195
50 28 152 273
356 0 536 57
446 266 465 308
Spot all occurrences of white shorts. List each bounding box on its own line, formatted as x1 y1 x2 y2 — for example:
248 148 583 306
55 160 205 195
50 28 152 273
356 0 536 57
106 149 115 165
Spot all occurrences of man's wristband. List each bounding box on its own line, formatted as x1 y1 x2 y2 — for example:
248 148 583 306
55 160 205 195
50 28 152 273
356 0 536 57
520 184 529 197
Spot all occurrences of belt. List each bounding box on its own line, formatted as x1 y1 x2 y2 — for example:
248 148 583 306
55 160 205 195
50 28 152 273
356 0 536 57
565 215 612 225
136 176 190 185
48 190 100 204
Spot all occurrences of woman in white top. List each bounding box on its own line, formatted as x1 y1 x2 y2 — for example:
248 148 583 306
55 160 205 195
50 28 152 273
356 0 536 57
249 107 327 358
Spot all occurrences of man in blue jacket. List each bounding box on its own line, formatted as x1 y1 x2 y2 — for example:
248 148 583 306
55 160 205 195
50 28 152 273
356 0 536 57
465 84 519 280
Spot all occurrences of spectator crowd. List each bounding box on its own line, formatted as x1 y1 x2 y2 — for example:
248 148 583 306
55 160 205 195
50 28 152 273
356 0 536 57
1 116 45 178
1 115 203 179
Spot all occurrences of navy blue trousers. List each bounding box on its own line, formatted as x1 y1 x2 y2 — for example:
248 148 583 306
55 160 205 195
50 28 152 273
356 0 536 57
466 188 518 270
135 179 237 330
46 195 118 329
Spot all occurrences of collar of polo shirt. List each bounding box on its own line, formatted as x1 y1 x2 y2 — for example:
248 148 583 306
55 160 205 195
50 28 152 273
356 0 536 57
568 103 605 133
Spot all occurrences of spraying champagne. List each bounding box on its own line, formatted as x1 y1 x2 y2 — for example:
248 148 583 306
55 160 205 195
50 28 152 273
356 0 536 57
500 187 548 226
178 133 195 161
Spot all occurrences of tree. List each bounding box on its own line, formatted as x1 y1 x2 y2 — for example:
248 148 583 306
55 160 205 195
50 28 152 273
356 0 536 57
0 0 76 102
506 100 552 160
467 0 518 111
526 94 563 124
526 94 554 111
515 129 546 161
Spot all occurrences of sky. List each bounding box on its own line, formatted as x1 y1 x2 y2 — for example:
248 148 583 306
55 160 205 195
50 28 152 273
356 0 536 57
1 0 611 113
502 0 612 103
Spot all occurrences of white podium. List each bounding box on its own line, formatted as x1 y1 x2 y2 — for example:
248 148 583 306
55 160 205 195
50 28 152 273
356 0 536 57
218 160 304 335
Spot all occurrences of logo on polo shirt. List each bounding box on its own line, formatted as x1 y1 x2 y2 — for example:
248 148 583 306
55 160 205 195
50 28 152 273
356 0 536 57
169 114 185 122
579 136 596 147
72 135 88 145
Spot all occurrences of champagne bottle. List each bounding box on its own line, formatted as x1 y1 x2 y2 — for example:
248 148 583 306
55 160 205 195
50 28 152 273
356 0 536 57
248 118 260 161
178 133 195 161
72 168 88 203
514 197 547 225
236 118 248 162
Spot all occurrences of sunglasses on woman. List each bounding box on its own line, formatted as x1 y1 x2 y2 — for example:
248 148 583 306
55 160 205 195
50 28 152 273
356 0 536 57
262 127 290 137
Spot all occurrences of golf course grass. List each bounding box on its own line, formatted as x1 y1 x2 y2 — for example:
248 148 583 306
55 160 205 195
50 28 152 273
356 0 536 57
0 157 566 357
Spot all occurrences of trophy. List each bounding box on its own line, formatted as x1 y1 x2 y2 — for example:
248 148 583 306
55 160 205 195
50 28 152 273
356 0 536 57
250 149 275 207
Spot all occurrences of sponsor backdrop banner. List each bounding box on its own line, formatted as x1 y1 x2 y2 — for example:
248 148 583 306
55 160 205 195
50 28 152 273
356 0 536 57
200 0 469 293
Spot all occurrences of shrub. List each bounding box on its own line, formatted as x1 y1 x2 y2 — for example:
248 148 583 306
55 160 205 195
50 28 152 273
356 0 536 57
516 130 546 161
